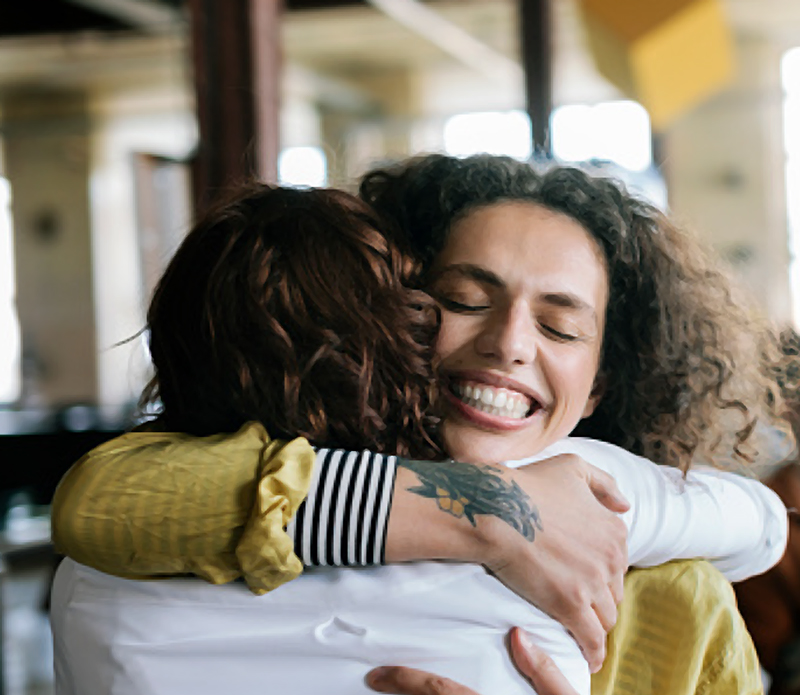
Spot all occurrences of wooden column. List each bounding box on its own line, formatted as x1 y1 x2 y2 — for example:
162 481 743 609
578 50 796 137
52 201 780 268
519 0 553 155
188 0 282 211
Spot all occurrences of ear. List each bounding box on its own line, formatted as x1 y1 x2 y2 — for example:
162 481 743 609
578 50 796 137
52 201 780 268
582 374 606 419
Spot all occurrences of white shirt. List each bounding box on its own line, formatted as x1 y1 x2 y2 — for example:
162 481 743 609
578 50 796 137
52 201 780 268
51 437 787 695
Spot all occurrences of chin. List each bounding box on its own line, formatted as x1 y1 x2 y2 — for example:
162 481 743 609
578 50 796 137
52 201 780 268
443 424 540 465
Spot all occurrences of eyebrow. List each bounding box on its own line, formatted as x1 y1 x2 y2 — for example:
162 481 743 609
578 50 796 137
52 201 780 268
435 263 598 320
434 263 504 288
540 292 596 317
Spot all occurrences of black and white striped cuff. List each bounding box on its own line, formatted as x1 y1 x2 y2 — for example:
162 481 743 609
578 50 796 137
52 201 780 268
287 449 398 567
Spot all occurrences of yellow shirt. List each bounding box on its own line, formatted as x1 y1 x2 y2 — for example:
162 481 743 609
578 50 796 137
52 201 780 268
51 424 763 694
594 560 763 695
51 421 315 595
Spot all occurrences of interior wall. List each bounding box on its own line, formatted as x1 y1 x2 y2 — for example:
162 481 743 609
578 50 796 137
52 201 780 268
663 33 793 323
3 91 97 407
89 80 196 408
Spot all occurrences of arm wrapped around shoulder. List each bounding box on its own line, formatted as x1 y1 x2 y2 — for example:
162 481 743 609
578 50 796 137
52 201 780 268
552 438 789 582
620 454 788 581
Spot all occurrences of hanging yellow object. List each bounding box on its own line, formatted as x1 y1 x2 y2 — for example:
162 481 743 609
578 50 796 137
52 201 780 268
580 0 734 130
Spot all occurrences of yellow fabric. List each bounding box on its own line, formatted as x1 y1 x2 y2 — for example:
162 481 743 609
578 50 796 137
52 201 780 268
593 560 763 695
51 421 315 595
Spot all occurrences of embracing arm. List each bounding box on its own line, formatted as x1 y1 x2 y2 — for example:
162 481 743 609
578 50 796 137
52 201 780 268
52 428 628 668
555 438 789 580
51 422 313 593
621 458 788 580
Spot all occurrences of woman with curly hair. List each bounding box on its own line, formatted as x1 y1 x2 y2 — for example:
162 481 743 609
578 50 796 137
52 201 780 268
51 157 791 695
359 154 785 472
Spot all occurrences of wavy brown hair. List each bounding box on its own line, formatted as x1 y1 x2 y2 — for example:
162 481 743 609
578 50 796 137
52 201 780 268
360 154 796 471
142 183 442 458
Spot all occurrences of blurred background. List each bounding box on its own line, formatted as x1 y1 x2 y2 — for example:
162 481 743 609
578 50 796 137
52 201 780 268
1 0 800 692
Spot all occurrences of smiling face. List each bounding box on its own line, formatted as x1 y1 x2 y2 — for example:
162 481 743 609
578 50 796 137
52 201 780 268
430 201 609 464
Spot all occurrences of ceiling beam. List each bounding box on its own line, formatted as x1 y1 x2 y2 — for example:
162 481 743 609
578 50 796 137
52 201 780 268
64 0 182 32
285 64 379 113
364 0 522 83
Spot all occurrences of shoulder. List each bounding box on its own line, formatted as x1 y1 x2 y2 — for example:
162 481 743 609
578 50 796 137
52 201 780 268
624 559 736 608
594 561 761 695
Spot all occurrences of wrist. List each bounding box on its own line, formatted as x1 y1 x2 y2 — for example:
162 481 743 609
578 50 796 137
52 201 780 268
384 462 500 566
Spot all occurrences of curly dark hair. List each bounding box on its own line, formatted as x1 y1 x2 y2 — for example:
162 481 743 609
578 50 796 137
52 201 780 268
360 153 795 471
142 183 442 459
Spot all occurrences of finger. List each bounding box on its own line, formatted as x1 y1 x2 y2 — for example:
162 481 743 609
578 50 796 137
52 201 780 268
366 666 477 695
610 570 625 606
561 606 606 673
508 628 581 695
592 586 618 633
584 466 630 513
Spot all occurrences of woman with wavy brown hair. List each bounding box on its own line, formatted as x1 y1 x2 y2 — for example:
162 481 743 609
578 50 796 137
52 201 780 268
142 183 440 457
51 157 792 695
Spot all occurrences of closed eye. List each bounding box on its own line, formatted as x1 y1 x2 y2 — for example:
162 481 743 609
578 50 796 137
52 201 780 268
541 324 579 342
436 296 491 313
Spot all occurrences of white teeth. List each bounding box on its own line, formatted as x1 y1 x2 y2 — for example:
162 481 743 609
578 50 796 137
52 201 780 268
453 382 531 420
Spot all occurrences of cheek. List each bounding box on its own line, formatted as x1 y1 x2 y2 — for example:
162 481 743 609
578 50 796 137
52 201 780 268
434 313 472 362
551 352 600 404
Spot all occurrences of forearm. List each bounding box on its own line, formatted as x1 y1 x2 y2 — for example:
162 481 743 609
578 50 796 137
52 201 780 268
622 461 788 579
386 465 483 564
53 429 530 587
51 429 484 588
386 458 542 566
291 452 529 568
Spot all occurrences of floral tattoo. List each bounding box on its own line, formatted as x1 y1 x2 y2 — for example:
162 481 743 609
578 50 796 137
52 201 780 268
397 458 543 541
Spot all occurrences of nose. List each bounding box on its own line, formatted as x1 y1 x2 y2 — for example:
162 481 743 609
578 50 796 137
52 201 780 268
474 299 536 366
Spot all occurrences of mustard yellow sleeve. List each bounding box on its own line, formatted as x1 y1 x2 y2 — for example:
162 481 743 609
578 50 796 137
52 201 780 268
51 421 315 595
593 560 763 695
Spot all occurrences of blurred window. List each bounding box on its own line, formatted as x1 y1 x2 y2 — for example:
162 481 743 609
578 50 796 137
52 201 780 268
782 47 800 328
443 111 533 160
441 103 661 207
551 100 652 172
278 146 327 188
0 177 21 403
442 102 652 172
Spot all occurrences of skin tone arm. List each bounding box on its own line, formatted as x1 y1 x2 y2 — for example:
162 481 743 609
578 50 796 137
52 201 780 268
366 628 578 695
386 454 630 672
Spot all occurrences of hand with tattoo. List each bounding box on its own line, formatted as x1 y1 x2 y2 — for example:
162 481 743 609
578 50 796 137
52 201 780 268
386 454 629 673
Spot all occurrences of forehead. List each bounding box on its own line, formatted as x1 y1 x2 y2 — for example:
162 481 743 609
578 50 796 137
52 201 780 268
438 201 606 277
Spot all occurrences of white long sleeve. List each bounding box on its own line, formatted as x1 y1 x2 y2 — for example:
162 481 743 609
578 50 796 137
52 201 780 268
521 437 788 582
